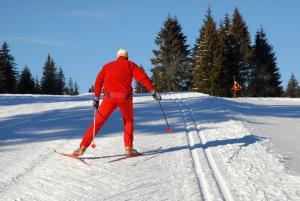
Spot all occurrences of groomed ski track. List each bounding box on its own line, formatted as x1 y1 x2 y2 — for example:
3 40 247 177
174 94 234 201
1 93 300 201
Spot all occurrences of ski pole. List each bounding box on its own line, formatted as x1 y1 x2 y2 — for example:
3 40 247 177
158 100 172 133
91 108 97 149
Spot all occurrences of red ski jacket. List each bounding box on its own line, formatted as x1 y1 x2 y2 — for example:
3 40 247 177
94 57 154 98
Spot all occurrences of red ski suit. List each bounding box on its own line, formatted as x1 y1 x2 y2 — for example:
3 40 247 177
80 57 154 148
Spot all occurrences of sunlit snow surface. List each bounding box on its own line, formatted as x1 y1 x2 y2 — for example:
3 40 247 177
0 93 299 201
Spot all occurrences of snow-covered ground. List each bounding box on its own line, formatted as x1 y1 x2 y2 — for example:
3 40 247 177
0 92 300 200
228 97 300 175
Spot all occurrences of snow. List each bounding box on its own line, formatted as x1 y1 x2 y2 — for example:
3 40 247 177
1 92 300 200
226 97 300 175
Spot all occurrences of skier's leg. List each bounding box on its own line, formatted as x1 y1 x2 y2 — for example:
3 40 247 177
80 99 116 148
118 99 134 148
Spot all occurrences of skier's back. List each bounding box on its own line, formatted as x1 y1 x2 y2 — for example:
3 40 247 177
73 48 161 156
95 51 153 98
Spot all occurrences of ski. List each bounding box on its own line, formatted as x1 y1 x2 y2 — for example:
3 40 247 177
108 153 143 163
108 147 162 163
55 150 88 165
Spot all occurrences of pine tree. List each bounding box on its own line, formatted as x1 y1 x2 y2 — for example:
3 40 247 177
65 77 74 95
17 66 35 94
248 28 282 97
193 7 218 94
284 73 300 97
34 76 41 94
231 8 253 93
0 41 18 93
41 55 57 94
150 66 164 92
134 80 148 93
74 81 79 95
56 67 65 95
151 16 191 92
134 66 148 93
88 85 94 93
211 14 240 97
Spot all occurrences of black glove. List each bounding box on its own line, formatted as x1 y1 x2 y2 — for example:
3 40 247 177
151 90 161 101
93 97 100 110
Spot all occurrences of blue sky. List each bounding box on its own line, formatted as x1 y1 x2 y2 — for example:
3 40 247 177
1 0 300 93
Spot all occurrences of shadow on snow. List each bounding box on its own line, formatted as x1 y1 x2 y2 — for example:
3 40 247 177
0 94 94 106
1 94 297 152
0 98 179 149
80 134 266 161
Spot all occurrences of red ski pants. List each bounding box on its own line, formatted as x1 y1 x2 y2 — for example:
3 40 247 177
80 97 134 148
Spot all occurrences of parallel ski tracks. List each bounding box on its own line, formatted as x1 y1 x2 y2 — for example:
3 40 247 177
172 94 234 201
2 95 235 201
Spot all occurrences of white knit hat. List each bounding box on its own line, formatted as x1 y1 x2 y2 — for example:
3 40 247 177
117 48 128 58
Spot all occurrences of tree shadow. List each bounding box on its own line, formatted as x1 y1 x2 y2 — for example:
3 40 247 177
156 134 266 155
0 98 182 149
82 134 266 161
0 94 94 106
185 96 300 124
0 106 124 150
1 93 291 151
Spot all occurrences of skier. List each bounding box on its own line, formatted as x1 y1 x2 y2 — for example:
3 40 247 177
73 48 161 156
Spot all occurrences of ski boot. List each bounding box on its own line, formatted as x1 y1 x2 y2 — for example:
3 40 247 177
125 147 140 156
72 146 86 157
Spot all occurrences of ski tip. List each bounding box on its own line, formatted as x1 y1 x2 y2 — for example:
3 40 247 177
55 150 89 165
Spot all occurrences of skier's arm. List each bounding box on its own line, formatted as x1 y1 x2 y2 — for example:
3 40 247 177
132 63 154 92
94 66 106 98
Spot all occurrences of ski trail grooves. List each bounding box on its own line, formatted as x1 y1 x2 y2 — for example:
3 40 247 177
173 94 235 201
0 139 68 195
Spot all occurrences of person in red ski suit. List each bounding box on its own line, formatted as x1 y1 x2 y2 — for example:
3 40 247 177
73 48 161 156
